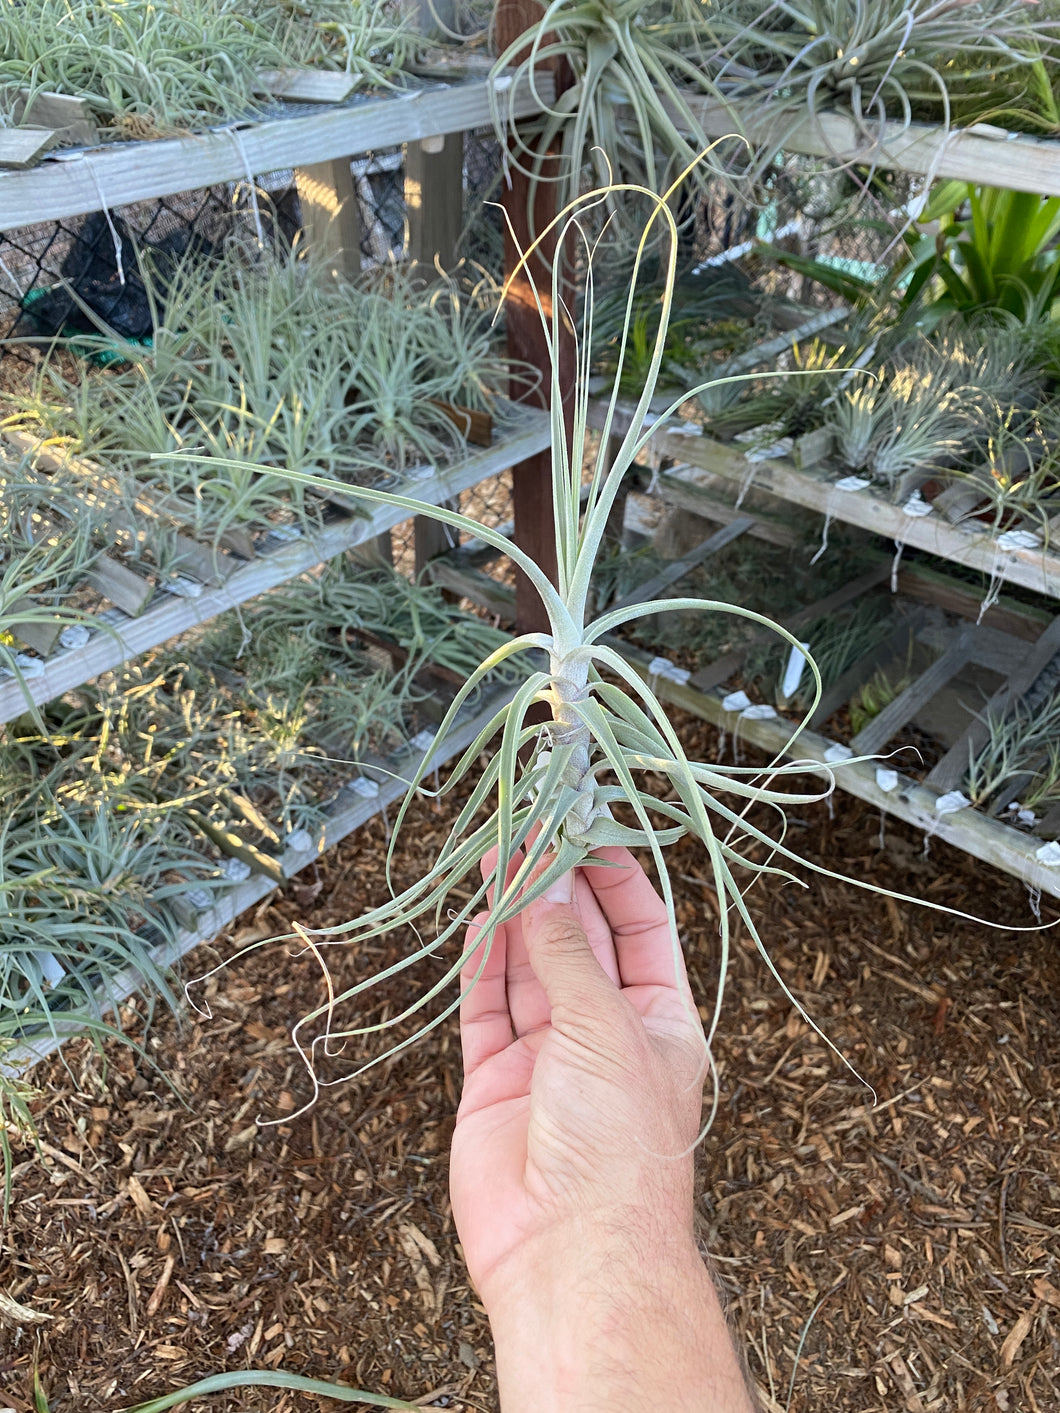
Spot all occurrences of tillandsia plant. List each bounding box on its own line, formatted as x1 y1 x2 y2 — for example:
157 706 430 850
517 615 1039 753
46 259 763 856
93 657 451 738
169 175 1033 1118
708 0 1059 163
0 0 413 140
20 243 522 545
490 0 733 246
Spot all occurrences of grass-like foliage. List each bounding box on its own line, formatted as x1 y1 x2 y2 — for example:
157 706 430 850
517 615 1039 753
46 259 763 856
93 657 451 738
0 0 415 139
17 245 523 545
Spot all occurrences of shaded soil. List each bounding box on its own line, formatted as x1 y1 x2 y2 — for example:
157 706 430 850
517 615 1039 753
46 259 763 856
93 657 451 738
2 712 1058 1413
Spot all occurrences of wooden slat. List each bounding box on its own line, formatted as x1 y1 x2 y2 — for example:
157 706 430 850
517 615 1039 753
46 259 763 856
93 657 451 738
0 407 550 723
0 127 57 170
926 615 1060 793
653 464 802 549
295 158 361 281
256 70 359 104
610 517 754 613
850 626 975 756
14 90 98 146
677 92 1060 200
806 613 923 731
83 555 155 617
586 402 1060 601
0 75 553 229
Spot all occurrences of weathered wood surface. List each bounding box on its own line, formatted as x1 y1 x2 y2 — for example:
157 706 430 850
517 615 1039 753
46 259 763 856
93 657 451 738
0 127 58 170
675 92 1060 200
586 400 1060 601
0 408 549 723
295 157 361 280
850 626 975 756
0 75 554 229
256 69 359 105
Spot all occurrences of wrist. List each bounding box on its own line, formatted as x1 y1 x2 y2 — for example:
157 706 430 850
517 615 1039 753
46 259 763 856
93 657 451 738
484 1216 753 1413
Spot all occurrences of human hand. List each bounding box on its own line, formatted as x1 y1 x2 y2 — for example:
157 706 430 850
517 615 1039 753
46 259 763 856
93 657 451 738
450 844 706 1300
449 846 754 1412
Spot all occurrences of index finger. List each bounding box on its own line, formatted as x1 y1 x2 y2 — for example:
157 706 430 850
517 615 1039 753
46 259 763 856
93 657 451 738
580 847 692 994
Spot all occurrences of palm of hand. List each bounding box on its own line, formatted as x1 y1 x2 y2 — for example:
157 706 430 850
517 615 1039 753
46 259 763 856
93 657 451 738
449 848 706 1298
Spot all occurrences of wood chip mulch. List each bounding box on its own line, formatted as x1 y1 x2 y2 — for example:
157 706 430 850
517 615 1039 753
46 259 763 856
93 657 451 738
1 711 1058 1413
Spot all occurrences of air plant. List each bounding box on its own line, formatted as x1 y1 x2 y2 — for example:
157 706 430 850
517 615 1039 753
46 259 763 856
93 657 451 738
0 0 412 140
490 0 732 246
23 244 518 544
170 174 1014 1117
708 0 1057 163
964 691 1060 809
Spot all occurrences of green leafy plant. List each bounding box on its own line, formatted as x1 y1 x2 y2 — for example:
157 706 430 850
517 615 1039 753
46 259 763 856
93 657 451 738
901 182 1060 323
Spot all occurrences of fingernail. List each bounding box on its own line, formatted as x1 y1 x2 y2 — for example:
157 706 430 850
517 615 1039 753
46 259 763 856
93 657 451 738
540 870 574 906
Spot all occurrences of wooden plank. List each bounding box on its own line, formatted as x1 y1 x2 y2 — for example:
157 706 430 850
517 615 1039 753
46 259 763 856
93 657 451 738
14 90 98 146
83 555 155 617
295 158 360 280
0 75 553 230
610 517 754 613
0 127 57 170
850 626 975 756
653 467 802 549
256 69 359 105
590 404 1060 601
926 615 1060 793
1 678 518 1078
426 558 515 618
169 534 240 587
0 407 550 724
677 92 1060 201
9 602 64 657
406 131 464 277
430 399 493 447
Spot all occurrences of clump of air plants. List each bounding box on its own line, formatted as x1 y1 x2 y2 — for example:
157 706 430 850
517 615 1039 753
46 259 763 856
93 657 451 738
707 0 1058 165
964 691 1060 815
0 0 415 140
20 244 521 546
175 175 1024 1120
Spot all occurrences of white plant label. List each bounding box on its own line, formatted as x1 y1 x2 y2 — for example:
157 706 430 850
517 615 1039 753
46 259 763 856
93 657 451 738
903 492 933 518
350 776 381 799
59 624 91 650
406 464 437 482
780 641 811 699
721 689 751 713
823 742 853 763
742 703 778 720
268 523 302 542
12 653 44 679
1035 840 1060 867
1017 809 1037 827
875 767 899 793
668 423 703 438
285 829 313 853
222 857 252 882
411 729 437 754
834 475 871 492
935 790 970 815
996 528 1041 551
33 951 67 987
648 655 691 685
185 887 212 911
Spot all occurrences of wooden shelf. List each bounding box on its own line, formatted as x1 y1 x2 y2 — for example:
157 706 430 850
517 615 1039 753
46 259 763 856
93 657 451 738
588 400 1060 602
0 406 549 724
0 74 548 229
618 640 1060 902
677 92 1060 199
3 677 517 1078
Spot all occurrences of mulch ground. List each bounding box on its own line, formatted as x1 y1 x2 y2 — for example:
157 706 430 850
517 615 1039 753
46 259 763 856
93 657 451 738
1 712 1058 1413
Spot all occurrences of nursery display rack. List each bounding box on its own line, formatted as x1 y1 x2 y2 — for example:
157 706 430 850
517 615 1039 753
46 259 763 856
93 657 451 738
0 406 550 724
4 674 520 1077
427 480 1060 902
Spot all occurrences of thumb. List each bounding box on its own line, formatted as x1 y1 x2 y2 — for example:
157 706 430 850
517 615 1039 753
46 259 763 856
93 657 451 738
522 872 626 1042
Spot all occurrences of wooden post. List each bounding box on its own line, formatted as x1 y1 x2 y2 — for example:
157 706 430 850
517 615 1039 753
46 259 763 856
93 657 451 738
295 159 361 280
496 0 574 635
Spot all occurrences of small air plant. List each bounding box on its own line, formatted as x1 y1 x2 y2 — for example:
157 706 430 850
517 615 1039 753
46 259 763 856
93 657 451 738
173 175 1018 1118
964 692 1060 810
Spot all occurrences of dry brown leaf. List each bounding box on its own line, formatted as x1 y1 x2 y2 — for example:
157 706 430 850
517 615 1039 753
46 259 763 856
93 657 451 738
1000 1303 1037 1369
1032 1278 1060 1310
